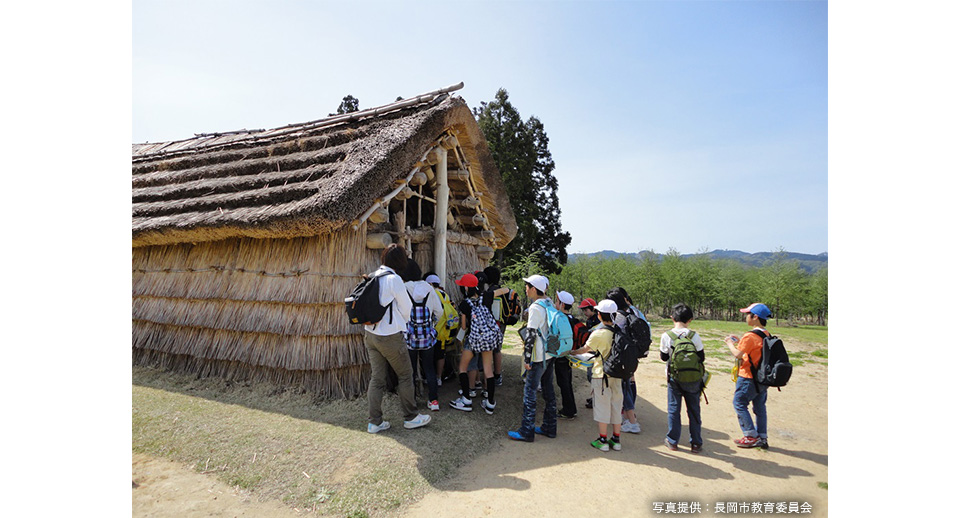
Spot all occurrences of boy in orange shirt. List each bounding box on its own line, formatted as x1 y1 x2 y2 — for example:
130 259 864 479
723 303 773 449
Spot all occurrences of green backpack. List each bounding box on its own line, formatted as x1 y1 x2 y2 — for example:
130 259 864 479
667 330 704 385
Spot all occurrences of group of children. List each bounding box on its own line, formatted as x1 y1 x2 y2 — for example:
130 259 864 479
363 244 774 454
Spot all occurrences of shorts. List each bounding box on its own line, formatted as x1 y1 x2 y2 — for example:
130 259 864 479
463 343 480 371
591 377 624 425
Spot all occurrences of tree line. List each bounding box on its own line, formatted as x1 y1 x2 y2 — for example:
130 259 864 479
499 249 828 326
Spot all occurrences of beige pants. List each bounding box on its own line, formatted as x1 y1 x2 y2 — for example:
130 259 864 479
365 331 419 424
591 377 624 425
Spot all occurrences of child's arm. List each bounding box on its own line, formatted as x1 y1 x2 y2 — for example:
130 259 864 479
723 335 745 360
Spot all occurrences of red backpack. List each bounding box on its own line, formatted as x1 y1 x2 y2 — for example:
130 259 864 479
567 314 590 348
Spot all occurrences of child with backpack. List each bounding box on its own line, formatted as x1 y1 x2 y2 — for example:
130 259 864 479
607 288 650 434
566 299 624 452
555 290 580 419
424 272 459 386
402 260 444 411
483 266 521 387
448 273 503 414
723 302 774 449
507 274 560 442
659 303 706 453
578 298 600 410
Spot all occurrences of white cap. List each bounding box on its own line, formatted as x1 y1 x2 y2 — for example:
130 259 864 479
424 274 441 285
595 299 618 314
522 275 549 293
557 290 574 305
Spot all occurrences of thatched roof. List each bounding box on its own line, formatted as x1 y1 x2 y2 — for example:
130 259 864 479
132 87 518 248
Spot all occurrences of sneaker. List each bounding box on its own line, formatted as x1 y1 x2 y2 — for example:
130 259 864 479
436 378 442 387
507 430 534 442
428 400 440 412
610 438 622 451
664 438 678 451
558 412 577 420
367 421 391 434
622 421 641 434
534 426 557 438
734 436 760 448
758 438 769 450
691 443 703 454
468 389 478 399
449 396 473 411
404 413 431 429
591 438 610 452
494 374 503 386
481 399 496 415
585 397 593 409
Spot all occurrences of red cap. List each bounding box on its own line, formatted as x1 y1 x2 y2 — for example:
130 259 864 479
578 297 597 309
454 273 479 288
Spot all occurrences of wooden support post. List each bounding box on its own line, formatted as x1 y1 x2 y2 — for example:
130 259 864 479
434 146 449 286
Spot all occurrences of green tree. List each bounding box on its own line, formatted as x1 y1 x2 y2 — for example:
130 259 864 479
474 88 571 274
336 95 359 114
806 267 828 325
761 248 806 324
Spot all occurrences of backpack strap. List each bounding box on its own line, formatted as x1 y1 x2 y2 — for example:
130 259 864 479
747 329 769 392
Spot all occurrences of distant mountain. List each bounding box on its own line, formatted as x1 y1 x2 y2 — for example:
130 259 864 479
569 249 828 273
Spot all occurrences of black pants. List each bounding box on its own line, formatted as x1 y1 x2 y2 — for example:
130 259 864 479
555 356 577 416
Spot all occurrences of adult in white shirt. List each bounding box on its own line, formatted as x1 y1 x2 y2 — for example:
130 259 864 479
364 244 431 434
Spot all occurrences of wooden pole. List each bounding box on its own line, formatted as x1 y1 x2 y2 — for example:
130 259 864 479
434 145 449 285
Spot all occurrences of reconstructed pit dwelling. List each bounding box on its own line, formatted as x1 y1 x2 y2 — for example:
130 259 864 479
132 83 517 397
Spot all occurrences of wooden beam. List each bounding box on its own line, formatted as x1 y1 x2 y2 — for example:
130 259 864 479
366 232 393 249
368 207 389 224
452 196 480 209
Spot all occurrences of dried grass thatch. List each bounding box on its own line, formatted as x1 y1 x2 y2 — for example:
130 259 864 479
133 94 517 248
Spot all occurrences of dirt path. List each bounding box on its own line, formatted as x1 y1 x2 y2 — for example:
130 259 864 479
133 360 827 517
403 360 828 517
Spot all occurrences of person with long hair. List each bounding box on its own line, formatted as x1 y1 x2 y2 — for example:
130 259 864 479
401 259 444 412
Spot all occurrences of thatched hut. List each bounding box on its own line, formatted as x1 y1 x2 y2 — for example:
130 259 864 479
132 83 517 398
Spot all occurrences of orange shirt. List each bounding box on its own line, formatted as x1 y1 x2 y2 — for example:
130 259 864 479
737 329 769 379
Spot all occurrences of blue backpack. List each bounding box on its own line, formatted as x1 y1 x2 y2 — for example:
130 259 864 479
534 299 574 358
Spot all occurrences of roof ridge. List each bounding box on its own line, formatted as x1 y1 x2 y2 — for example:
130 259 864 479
133 82 465 158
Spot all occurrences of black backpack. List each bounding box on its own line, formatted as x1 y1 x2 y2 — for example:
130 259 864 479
601 325 640 383
749 330 793 389
620 310 651 358
344 270 393 326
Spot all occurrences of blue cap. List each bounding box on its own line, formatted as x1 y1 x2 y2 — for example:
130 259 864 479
739 303 772 319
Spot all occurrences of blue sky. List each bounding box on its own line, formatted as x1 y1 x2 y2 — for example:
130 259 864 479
133 0 828 256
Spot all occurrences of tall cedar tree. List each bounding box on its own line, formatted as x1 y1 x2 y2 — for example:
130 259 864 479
474 89 571 274
336 95 359 114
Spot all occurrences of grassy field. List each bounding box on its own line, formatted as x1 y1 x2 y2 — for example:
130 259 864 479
132 320 826 517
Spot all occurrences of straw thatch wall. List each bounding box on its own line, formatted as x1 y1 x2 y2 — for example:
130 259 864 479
132 222 494 397
133 226 385 397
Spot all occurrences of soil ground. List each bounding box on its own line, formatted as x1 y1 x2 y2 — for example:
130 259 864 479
133 355 827 517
